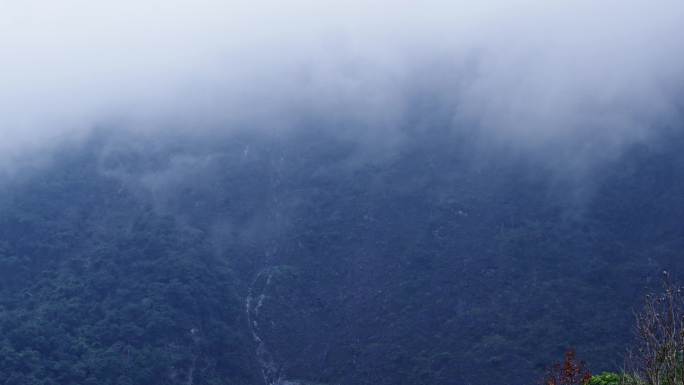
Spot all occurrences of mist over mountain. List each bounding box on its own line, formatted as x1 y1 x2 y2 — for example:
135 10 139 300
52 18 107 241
2 0 683 158
1 1 684 385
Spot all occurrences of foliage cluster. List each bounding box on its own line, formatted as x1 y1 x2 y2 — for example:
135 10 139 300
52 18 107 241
589 372 622 385
543 349 592 385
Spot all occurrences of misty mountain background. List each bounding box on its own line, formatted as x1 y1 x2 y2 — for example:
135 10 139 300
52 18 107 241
2 1 684 384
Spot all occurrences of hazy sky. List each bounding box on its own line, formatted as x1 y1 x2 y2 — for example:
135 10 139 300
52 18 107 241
1 0 682 160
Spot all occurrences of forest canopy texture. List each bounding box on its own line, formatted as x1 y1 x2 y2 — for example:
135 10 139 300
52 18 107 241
0 127 683 385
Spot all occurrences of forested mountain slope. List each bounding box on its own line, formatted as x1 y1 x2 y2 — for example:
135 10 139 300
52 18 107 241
0 127 682 385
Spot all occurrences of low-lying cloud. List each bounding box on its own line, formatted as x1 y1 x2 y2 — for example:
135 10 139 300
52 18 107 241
1 0 683 164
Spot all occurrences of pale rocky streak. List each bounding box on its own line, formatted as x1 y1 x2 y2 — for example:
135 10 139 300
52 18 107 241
245 267 330 385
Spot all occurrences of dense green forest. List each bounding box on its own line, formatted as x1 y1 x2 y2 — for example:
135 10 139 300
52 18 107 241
0 126 683 384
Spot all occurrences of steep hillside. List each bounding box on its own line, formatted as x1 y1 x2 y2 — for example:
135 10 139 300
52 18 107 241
0 128 682 384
